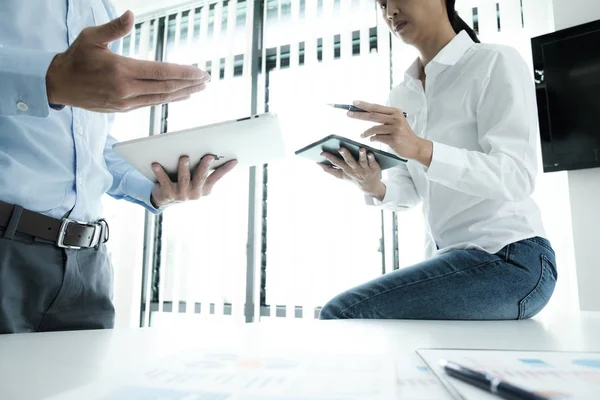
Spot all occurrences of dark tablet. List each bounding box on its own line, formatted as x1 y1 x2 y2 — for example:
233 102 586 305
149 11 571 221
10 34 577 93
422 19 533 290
295 134 407 170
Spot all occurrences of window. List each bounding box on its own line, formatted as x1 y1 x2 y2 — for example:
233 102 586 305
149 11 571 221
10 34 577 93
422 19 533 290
496 3 501 32
192 7 203 44
352 30 360 56
334 34 341 59
148 20 156 57
138 2 253 326
299 41 305 66
369 27 378 53
281 0 292 22
121 0 395 325
520 0 524 28
473 7 480 34
134 23 142 55
105 17 162 328
180 11 190 40
260 0 389 314
122 35 131 56
234 54 244 76
166 14 177 54
266 0 278 23
317 38 323 62
208 3 216 38
280 45 291 68
236 0 247 29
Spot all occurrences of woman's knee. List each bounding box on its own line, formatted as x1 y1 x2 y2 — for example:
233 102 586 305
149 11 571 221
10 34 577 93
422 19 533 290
319 298 346 320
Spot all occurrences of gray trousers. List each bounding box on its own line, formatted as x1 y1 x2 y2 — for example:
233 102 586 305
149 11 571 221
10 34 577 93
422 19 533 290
0 228 115 334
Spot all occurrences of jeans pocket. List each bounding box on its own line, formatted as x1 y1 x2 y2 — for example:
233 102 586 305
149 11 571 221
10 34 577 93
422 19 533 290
518 255 557 320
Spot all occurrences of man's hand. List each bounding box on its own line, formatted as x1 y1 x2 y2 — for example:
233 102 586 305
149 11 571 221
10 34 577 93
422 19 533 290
46 10 210 113
150 155 238 209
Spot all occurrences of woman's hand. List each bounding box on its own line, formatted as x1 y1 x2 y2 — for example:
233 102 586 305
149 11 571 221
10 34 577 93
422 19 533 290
319 147 387 201
348 100 433 167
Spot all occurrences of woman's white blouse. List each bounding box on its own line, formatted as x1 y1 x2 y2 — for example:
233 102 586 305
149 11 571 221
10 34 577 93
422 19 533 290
369 31 546 256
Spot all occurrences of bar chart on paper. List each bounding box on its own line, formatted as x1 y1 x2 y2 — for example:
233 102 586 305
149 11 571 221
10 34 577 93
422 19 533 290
417 349 600 400
395 358 453 399
49 350 452 400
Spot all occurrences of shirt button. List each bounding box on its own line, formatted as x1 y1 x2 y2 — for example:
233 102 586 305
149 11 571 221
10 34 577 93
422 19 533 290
77 177 84 187
77 127 84 136
16 101 29 112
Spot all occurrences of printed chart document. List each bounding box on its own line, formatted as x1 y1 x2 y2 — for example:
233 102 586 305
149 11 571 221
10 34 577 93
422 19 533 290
417 349 600 400
49 350 452 399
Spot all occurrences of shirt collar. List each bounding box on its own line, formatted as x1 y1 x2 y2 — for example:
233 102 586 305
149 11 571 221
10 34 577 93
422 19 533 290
404 31 475 81
405 58 423 81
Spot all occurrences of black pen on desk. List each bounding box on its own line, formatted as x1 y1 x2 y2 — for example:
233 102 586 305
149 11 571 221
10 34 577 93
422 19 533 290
327 103 407 118
439 360 549 400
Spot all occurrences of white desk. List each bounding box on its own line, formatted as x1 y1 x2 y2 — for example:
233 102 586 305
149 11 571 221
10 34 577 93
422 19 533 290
1 313 599 400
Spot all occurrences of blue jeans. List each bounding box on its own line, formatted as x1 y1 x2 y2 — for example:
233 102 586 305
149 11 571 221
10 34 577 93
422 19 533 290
319 237 557 320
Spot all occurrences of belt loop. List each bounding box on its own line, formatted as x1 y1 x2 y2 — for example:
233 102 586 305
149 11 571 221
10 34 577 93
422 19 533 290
3 205 24 240
504 243 512 263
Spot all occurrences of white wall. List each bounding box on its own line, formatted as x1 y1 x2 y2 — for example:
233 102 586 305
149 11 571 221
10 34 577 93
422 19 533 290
553 0 600 30
551 0 600 312
569 171 600 312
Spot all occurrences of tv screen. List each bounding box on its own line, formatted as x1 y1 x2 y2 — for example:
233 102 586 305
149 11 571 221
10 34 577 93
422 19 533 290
532 19 600 173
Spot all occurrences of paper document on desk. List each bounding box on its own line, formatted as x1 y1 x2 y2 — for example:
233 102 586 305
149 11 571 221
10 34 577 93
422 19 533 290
417 349 600 400
48 349 452 400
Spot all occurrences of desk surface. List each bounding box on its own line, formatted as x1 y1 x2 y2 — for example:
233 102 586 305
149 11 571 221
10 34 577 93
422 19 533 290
1 313 599 400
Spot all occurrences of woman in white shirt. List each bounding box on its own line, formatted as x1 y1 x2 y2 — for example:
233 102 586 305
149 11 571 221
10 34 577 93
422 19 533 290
318 0 557 320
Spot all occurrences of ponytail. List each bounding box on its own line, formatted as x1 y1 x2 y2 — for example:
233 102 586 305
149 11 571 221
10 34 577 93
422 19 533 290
446 0 481 43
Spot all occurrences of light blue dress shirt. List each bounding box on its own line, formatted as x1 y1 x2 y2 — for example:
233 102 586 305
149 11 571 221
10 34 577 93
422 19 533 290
0 0 158 223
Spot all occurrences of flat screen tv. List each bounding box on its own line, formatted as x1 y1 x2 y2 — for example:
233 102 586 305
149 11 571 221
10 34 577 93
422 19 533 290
532 19 600 173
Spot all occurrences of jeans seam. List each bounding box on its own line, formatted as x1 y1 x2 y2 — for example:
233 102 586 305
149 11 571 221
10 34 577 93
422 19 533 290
518 254 547 320
339 258 505 318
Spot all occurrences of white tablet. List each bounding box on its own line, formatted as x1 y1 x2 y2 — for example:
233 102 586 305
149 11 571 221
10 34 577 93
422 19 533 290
112 113 285 182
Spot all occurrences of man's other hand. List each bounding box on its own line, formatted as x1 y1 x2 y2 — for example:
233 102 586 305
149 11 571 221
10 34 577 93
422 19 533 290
46 11 210 113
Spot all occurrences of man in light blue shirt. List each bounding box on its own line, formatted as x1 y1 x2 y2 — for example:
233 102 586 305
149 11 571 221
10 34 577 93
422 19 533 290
0 2 237 334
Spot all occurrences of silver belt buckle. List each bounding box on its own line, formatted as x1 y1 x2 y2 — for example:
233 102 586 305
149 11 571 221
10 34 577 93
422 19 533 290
57 219 100 249
95 219 110 249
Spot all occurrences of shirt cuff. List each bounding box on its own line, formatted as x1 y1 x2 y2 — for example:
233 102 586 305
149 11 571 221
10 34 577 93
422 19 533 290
364 180 403 207
425 141 467 187
123 170 161 215
0 46 57 117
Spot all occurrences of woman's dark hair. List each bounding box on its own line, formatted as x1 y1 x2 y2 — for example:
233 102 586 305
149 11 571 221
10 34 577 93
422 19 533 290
446 0 481 43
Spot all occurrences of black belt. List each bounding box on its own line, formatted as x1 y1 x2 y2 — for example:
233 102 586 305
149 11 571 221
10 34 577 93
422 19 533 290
0 200 109 249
